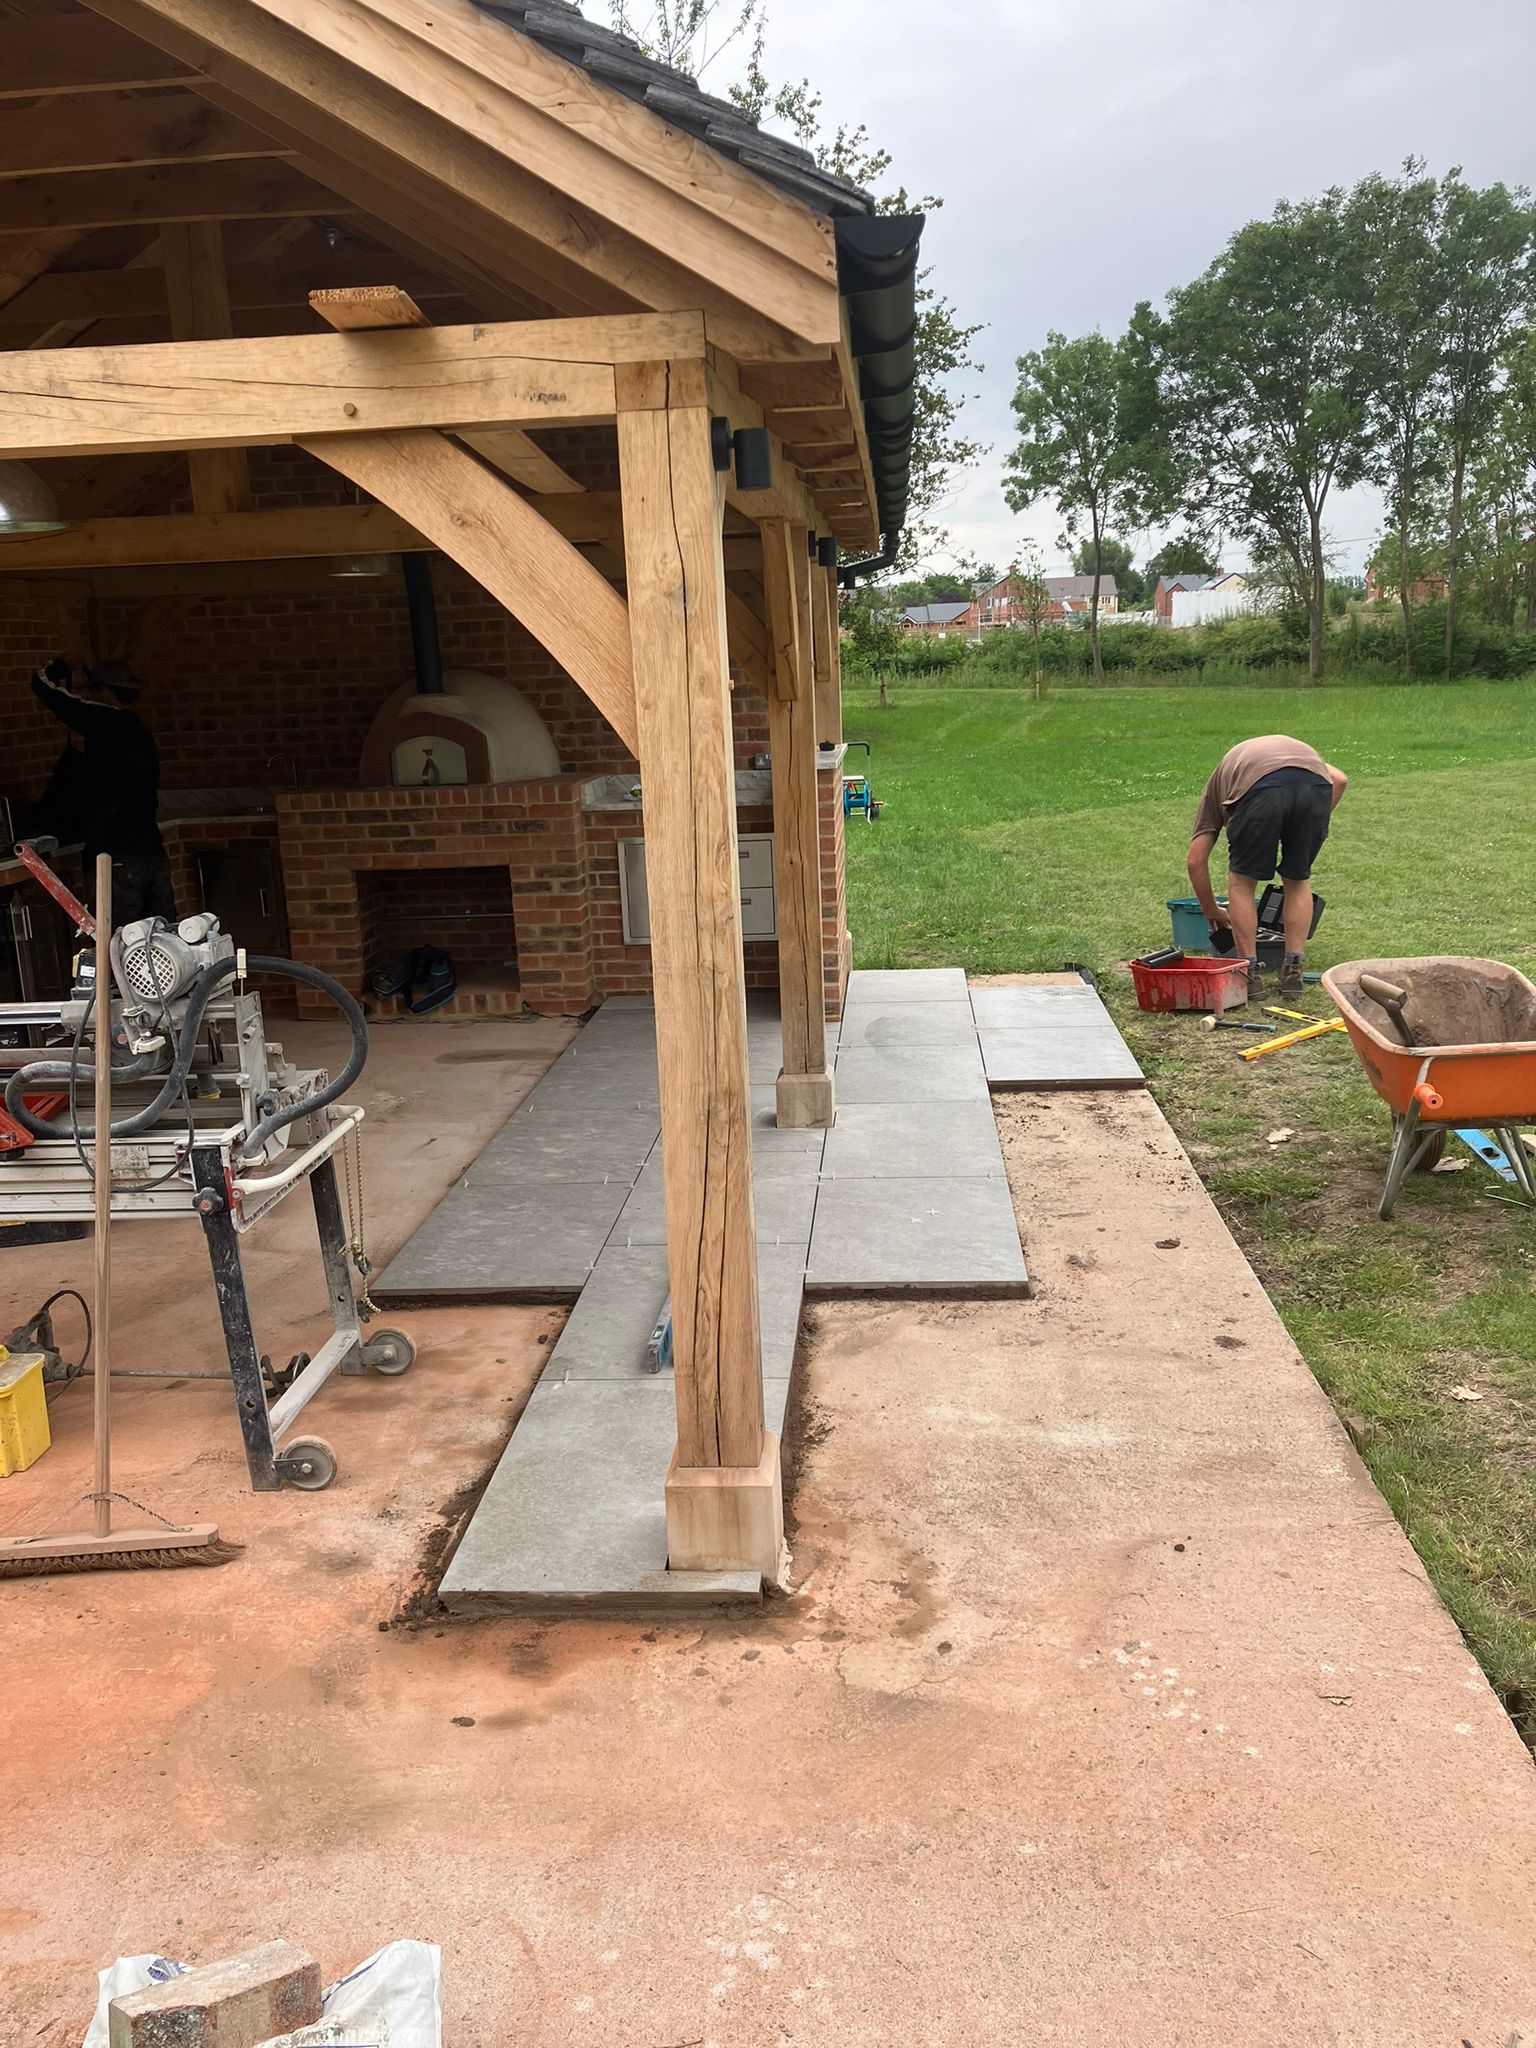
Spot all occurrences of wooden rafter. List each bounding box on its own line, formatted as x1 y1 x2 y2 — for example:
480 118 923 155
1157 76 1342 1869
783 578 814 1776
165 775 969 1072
0 95 284 180
0 162 346 237
0 256 463 329
0 16 192 97
76 0 837 361
162 220 252 513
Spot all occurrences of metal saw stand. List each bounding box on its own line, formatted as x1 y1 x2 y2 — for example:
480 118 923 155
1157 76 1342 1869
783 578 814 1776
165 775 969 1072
190 1125 414 1492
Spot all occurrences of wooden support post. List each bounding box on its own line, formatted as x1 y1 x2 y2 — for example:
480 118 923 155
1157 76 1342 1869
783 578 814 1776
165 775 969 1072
762 526 832 1128
813 560 843 744
616 359 778 1579
161 221 251 513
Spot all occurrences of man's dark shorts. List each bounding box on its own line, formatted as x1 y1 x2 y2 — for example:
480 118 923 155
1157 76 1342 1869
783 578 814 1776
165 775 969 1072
97 852 177 927
1226 767 1332 881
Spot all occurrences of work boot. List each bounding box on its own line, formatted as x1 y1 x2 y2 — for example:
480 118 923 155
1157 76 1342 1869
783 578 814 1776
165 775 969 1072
1277 953 1305 999
1241 955 1263 995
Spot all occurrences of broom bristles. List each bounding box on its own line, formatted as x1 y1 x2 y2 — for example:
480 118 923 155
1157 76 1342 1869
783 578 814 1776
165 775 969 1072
0 1536 243 1577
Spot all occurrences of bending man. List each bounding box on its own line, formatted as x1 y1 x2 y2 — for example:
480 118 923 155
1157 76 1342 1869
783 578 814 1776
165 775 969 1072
1186 734 1348 998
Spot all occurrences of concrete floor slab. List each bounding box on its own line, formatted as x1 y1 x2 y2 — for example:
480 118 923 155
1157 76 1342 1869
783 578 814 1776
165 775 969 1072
979 1025 1144 1088
6 1025 1536 2046
806 1174 1029 1294
836 1000 980 1049
821 1100 1005 1179
375 1177 633 1301
833 1043 989 1104
843 966 969 1002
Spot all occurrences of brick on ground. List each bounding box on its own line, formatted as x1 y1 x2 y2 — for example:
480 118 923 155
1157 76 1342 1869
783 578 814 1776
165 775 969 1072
107 1940 321 2048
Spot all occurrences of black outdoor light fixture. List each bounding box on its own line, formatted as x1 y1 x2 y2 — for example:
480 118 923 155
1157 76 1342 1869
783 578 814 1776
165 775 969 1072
731 427 773 493
817 536 840 569
710 415 733 471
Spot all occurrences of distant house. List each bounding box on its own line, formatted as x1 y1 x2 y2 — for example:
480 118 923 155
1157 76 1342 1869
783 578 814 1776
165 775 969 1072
1154 571 1228 621
903 600 973 637
968 573 1120 632
1158 570 1259 628
1365 564 1446 605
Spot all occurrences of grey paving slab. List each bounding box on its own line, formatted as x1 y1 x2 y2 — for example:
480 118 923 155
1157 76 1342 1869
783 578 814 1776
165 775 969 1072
821 1100 1005 1179
980 1027 1144 1089
836 1000 979 1050
968 984 1112 1031
756 1242 809 1381
806 1175 1029 1295
374 1177 632 1300
833 1043 989 1104
464 1103 659 1184
439 1379 674 1599
844 967 968 1004
612 1159 818 1246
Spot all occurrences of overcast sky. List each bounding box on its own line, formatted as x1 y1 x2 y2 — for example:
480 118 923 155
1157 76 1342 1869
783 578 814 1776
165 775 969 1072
699 0 1536 581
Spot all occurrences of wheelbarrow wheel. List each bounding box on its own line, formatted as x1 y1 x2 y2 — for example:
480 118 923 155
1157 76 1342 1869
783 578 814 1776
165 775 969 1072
1410 1128 1447 1174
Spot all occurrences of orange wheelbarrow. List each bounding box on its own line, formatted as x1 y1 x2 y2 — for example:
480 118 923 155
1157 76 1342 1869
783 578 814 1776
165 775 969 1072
1322 957 1536 1219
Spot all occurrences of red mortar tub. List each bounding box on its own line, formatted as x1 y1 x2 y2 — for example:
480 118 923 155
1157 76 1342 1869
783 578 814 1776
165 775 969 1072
1131 953 1250 1015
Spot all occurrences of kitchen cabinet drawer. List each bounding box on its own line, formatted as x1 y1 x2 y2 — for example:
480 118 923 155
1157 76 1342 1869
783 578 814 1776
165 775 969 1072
737 834 775 889
739 885 777 938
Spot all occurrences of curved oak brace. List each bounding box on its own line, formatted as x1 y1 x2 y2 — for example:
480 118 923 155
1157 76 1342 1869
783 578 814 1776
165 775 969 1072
302 425 638 755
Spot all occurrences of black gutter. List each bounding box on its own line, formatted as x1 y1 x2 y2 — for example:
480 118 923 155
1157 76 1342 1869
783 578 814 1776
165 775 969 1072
832 213 925 579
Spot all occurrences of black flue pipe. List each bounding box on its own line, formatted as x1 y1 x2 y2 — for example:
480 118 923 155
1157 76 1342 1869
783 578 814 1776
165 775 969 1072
400 552 445 695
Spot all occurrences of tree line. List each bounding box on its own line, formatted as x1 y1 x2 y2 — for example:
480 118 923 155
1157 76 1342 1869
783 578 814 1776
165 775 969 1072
1006 164 1536 682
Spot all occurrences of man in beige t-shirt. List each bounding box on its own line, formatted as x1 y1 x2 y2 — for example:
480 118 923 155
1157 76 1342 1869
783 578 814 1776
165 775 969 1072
1187 735 1349 995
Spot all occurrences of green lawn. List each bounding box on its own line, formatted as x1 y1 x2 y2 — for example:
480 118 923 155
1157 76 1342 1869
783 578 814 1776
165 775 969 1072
843 680 1536 1736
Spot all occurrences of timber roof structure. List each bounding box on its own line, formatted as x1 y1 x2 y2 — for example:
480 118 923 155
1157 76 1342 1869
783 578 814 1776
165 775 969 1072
0 0 922 556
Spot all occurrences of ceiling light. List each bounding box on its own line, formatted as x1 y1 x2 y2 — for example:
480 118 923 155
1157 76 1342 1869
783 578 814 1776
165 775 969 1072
330 553 391 579
0 462 69 536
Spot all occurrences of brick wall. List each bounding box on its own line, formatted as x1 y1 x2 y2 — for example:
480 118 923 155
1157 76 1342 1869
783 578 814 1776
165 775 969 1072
276 781 593 1018
819 760 850 1020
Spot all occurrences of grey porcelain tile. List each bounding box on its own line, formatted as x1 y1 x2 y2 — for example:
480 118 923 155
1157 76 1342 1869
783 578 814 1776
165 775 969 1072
821 1100 1004 1179
440 1380 675 1598
465 1103 660 1184
545 1245 672 1382
979 1027 1143 1089
374 1177 632 1299
837 1000 979 1050
844 967 968 1003
832 1043 988 1105
806 1175 1029 1295
611 1159 818 1246
968 985 1111 1031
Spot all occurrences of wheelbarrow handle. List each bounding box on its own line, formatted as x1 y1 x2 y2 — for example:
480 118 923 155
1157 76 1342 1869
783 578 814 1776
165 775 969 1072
1413 1080 1444 1114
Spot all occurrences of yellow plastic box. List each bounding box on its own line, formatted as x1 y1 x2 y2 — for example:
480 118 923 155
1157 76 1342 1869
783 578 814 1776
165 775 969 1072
0 1349 50 1475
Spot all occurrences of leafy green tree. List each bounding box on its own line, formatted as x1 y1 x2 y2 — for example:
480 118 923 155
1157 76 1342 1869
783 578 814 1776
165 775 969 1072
1143 535 1223 585
1152 189 1375 680
1351 162 1450 674
1004 331 1153 681
1010 547 1052 697
1071 533 1144 607
1434 176 1535 674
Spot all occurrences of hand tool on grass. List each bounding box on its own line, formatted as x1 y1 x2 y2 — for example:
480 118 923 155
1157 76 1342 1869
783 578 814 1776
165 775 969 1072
1200 1016 1272 1034
1238 1017 1348 1063
0 858 240 1578
1264 1006 1310 1023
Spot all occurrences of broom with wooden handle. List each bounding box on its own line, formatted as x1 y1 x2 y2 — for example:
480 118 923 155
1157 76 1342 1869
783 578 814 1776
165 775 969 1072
0 856 239 1577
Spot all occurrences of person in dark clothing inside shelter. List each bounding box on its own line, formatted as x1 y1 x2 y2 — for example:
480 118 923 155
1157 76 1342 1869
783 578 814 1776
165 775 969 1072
30 656 176 927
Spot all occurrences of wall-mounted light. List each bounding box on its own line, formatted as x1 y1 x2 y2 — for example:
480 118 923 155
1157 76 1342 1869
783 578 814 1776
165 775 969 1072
0 461 69 536
731 428 773 494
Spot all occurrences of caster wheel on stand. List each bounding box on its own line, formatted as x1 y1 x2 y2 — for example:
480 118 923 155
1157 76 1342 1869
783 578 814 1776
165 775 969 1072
362 1328 415 1375
278 1437 337 1490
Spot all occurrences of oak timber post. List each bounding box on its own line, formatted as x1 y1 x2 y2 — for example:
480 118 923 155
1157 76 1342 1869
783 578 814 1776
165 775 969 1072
761 519 833 1128
615 359 781 1578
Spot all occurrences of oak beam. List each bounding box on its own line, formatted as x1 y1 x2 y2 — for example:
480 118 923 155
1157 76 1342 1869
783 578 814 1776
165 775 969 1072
0 162 347 238
0 504 426 572
0 315 683 459
0 259 461 331
0 19 192 98
762 530 832 1125
617 360 772 1566
162 221 252 514
305 427 638 753
812 561 843 744
724 588 772 694
757 518 803 702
